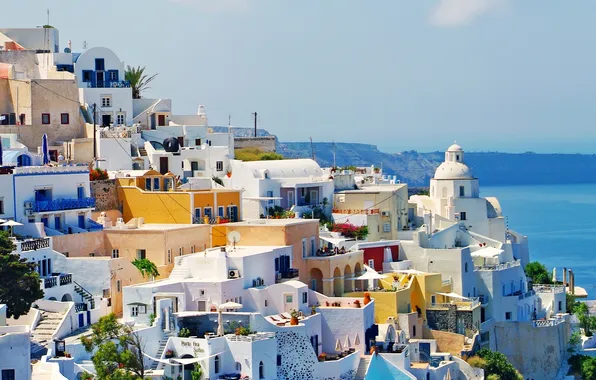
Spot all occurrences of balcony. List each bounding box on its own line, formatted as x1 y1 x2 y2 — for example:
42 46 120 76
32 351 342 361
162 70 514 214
533 316 565 328
332 208 380 215
427 297 480 311
86 80 131 88
281 268 299 279
32 197 96 212
19 238 50 252
75 303 88 312
42 273 72 289
474 260 521 272
533 284 565 294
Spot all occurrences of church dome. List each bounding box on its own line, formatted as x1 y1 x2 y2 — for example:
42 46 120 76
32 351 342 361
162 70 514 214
434 161 473 180
434 143 474 180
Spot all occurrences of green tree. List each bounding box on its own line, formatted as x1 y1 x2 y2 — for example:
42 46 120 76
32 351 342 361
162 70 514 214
0 231 44 318
132 258 160 279
582 357 596 379
191 363 203 380
524 261 553 284
574 302 591 335
124 66 158 99
567 293 579 314
476 348 523 380
568 331 582 353
81 314 147 379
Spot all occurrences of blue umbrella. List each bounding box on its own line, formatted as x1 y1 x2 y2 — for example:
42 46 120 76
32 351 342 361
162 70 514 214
42 133 49 165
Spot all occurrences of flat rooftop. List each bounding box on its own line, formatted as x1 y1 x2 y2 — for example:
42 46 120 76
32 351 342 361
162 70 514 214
106 223 208 232
336 184 407 194
230 218 318 227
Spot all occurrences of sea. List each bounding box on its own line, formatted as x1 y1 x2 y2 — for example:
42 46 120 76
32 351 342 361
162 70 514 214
481 184 596 300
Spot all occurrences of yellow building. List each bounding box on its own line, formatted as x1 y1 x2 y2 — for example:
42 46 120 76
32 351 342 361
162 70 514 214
116 170 242 224
212 219 365 297
333 184 410 241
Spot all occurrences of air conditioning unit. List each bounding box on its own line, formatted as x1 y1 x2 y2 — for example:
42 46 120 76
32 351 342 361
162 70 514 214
381 211 391 217
24 201 33 209
228 269 240 279
25 209 35 216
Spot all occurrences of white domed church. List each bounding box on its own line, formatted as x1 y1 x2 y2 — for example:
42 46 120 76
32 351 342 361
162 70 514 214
411 144 528 265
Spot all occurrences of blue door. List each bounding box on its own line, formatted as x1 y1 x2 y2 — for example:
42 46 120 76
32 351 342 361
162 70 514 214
87 310 91 325
78 214 85 228
228 206 238 222
54 216 61 231
41 217 49 227
419 342 431 363
77 186 84 199
78 313 84 328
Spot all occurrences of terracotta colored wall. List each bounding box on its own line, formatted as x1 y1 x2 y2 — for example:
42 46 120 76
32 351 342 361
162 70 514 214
51 231 107 257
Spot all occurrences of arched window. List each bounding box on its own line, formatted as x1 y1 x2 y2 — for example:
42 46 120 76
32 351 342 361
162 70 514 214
259 361 264 379
235 362 241 371
214 355 220 374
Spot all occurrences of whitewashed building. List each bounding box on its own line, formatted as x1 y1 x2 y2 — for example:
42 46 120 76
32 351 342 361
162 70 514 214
225 159 334 220
0 304 31 380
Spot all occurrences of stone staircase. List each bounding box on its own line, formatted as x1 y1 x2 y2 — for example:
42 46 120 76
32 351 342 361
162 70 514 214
354 356 371 380
150 339 170 370
138 147 147 157
74 281 95 309
30 310 65 358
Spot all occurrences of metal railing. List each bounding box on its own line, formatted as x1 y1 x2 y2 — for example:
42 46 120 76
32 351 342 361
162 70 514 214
533 317 565 328
281 269 299 279
44 277 57 288
33 197 96 212
43 273 72 289
533 284 565 294
86 80 130 88
59 274 72 286
474 260 521 271
75 303 88 312
332 208 380 215
20 238 50 252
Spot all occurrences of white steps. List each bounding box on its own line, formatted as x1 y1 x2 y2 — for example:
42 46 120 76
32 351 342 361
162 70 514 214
354 356 371 380
151 340 169 370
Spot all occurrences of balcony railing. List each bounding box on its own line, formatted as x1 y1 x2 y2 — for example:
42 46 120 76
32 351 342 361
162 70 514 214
43 273 72 289
32 197 96 212
474 260 521 271
75 303 88 312
20 238 50 252
86 80 130 88
281 269 299 279
533 316 565 328
533 284 565 294
428 298 480 311
332 208 380 215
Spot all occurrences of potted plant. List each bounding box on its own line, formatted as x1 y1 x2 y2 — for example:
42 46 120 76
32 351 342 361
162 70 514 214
354 300 361 308
318 353 327 362
363 292 371 306
178 328 191 338
290 309 299 326
311 304 319 315
165 349 175 358
64 352 72 358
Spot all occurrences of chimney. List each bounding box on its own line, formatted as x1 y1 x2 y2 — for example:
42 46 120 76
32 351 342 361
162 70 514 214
563 268 567 287
569 270 575 295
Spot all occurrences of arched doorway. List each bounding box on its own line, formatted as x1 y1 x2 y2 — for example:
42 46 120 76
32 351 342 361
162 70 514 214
61 293 73 302
180 354 196 379
354 262 363 291
344 265 353 293
333 267 343 296
17 154 31 167
309 268 323 293
259 361 265 379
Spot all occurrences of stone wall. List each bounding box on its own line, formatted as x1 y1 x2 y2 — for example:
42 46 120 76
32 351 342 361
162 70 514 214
276 330 318 380
494 320 570 379
90 179 119 211
423 327 465 357
234 136 277 152
426 305 457 332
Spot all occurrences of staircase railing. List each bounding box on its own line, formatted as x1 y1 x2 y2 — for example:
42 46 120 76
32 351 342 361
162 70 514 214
74 281 96 310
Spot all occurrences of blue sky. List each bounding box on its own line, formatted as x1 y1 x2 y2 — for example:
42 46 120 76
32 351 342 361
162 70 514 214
5 0 596 153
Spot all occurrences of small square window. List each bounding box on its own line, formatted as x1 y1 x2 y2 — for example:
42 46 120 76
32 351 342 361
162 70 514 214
167 249 172 263
111 249 119 258
41 113 50 124
302 291 307 304
200 289 205 296
285 294 293 303
265 299 268 307
383 223 391 233
505 312 512 320
101 95 112 108
460 212 467 221
116 113 125 125
131 306 138 317
216 161 224 171
137 249 146 259
60 113 69 124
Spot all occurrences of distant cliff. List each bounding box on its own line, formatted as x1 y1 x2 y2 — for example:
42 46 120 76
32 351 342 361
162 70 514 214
214 127 596 187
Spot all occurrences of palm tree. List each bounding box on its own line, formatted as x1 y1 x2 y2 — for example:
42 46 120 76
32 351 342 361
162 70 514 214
125 65 158 99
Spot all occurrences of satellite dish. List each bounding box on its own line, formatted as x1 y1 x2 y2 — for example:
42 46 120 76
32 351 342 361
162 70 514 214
64 47 71 53
227 231 241 247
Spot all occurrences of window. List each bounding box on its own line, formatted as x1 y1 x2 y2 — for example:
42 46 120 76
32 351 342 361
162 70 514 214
145 178 151 190
218 206 225 217
1 369 16 380
167 249 172 263
195 208 202 222
41 113 50 124
301 188 305 198
137 249 146 259
216 161 224 171
117 280 121 292
214 356 220 374
302 291 308 304
412 325 416 337
267 190 274 205
82 70 92 82
204 207 212 218
60 113 69 124
0 114 7 125
368 259 375 268
259 361 265 379
191 245 195 253
431 295 436 304
77 186 85 199
558 301 562 311
265 299 268 307
116 113 125 125
383 223 391 233
302 238 307 258
505 312 512 320
153 177 160 191
460 211 467 221
310 238 315 257
131 306 138 317
236 362 242 371
95 58 105 71
285 294 293 303
195 138 202 146
179 247 183 256
111 249 119 258
459 186 465 197
163 178 172 191
464 262 468 273
108 70 118 81
101 95 112 107
0 199 4 214
277 354 282 366
19 114 25 125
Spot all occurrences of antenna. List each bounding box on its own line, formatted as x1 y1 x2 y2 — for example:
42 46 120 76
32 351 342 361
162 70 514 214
310 137 316 161
228 114 231 134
